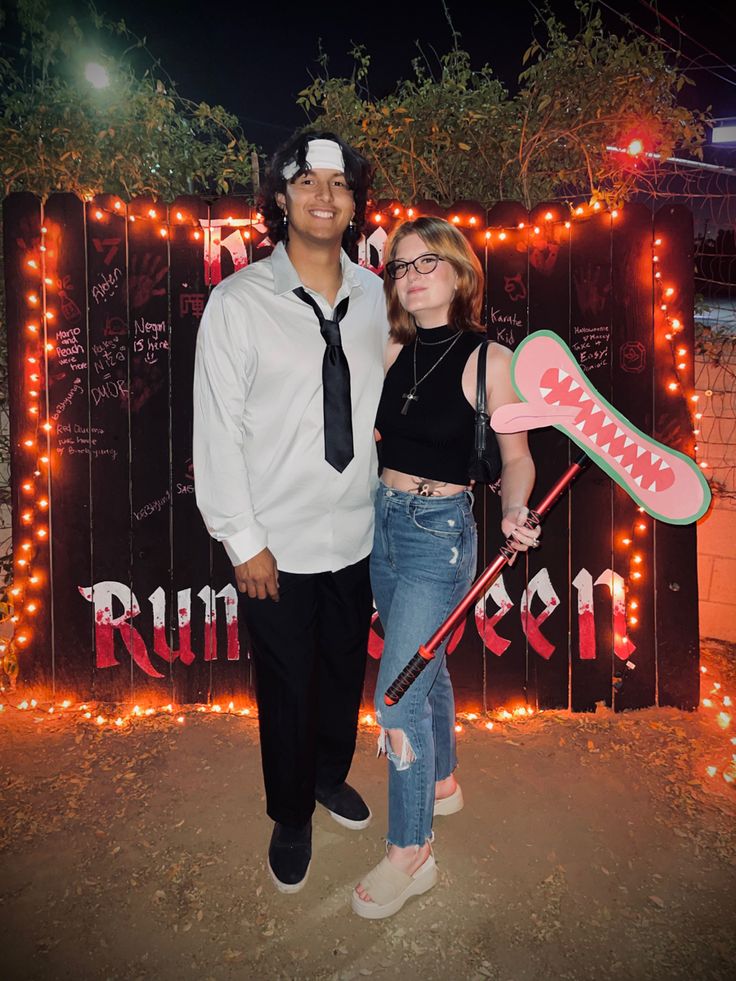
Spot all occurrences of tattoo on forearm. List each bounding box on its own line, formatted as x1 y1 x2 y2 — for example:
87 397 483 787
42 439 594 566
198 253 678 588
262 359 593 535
411 477 448 497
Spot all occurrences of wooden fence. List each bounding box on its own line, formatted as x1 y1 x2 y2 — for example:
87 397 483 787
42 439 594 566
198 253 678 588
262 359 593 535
2 193 700 711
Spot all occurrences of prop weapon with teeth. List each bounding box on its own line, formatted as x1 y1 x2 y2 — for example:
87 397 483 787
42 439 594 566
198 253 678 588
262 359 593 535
383 331 710 707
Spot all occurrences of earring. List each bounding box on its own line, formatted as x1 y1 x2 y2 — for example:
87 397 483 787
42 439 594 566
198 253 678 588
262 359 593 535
349 217 356 231
282 212 288 228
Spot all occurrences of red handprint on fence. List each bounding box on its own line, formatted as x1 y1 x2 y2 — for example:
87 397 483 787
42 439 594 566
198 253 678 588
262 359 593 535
128 253 168 309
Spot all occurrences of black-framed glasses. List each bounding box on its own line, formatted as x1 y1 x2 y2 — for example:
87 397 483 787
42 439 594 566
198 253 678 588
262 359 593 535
385 253 447 280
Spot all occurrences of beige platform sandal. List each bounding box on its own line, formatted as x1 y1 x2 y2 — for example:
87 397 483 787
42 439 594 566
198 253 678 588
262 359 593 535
352 851 438 919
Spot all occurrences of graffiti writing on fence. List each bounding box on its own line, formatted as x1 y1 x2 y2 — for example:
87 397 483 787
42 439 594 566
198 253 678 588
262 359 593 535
79 566 635 679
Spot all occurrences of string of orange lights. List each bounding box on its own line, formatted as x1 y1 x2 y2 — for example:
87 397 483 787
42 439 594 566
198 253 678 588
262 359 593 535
0 695 535 731
0 214 53 685
1 685 732 790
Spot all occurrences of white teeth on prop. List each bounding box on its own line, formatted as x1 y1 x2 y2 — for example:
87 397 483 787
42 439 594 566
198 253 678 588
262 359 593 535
540 387 552 399
569 380 581 392
624 463 634 474
650 452 660 468
588 431 599 446
574 421 586 432
603 414 613 428
557 369 570 383
578 392 591 403
624 436 634 449
636 446 647 460
634 474 645 487
614 427 624 440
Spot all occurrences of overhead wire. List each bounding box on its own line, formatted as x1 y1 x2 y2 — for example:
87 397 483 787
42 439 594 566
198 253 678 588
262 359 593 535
597 0 736 89
636 0 736 80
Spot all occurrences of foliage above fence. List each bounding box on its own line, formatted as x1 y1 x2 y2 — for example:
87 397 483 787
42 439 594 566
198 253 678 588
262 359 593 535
298 4 708 207
0 0 256 200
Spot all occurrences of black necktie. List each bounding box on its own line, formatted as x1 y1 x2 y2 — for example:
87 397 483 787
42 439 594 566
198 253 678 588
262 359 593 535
293 287 354 473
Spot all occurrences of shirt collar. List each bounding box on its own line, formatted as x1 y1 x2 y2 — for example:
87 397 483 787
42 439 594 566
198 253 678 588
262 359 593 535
271 241 363 300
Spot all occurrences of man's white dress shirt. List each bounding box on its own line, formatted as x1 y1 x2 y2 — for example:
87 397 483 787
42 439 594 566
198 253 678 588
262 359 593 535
193 242 388 574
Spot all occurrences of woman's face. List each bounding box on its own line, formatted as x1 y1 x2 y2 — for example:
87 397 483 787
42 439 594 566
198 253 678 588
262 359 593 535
391 232 458 328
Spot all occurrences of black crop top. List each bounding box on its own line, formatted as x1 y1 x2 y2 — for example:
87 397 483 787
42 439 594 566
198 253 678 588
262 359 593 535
376 325 500 485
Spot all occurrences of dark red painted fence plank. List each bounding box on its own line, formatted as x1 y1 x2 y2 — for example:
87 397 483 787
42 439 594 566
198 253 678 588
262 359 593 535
610 204 657 711
569 209 615 712
44 194 93 695
653 205 700 711
527 203 573 710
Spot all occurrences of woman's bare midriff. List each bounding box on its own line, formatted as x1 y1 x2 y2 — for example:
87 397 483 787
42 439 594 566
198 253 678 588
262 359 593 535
380 467 469 498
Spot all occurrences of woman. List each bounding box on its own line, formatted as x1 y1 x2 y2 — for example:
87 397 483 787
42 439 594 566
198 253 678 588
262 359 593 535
353 217 539 919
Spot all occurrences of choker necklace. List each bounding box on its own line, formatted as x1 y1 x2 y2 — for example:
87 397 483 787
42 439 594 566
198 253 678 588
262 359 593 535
417 327 458 346
401 330 463 414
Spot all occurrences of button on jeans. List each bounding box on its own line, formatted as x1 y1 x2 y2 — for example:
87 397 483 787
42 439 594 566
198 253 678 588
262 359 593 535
370 482 477 847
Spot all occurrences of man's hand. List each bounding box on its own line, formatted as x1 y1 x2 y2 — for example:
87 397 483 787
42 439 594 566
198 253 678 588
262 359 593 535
234 548 279 601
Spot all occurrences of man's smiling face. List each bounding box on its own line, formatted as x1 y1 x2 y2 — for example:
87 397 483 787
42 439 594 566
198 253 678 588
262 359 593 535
277 169 355 248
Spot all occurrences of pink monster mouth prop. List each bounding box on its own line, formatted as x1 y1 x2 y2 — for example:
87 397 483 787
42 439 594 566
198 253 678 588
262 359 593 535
491 331 710 525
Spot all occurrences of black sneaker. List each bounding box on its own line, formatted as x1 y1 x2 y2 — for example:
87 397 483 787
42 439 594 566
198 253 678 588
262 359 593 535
267 820 312 893
315 782 372 830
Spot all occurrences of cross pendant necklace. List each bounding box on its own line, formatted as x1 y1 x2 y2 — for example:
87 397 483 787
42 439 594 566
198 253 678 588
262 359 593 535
401 330 462 415
401 388 419 415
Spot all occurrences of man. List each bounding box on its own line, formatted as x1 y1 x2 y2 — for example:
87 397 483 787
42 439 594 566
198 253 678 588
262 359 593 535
193 131 388 893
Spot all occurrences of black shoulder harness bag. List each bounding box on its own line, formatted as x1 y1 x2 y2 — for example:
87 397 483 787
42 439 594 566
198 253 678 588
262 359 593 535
467 339 502 485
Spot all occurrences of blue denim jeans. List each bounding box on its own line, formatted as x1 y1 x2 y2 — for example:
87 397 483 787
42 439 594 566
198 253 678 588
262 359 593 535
370 482 477 847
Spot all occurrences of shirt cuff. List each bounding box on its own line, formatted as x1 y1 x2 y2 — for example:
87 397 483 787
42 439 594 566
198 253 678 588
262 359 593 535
222 525 269 567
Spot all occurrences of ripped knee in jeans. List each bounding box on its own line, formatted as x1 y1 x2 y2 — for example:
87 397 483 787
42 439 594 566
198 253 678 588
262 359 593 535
377 726 416 771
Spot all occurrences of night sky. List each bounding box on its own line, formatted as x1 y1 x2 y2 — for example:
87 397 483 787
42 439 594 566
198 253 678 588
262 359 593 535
22 0 736 155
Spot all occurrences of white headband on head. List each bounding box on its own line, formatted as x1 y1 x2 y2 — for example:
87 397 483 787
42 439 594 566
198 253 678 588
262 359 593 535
282 139 346 181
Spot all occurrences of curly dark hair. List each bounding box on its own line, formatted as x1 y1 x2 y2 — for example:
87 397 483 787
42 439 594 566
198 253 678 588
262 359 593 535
258 130 373 251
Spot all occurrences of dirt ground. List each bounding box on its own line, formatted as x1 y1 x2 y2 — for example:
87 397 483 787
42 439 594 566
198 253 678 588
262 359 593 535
1 642 735 981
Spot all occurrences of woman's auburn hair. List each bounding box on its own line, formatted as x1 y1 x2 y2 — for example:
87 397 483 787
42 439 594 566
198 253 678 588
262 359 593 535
383 216 485 344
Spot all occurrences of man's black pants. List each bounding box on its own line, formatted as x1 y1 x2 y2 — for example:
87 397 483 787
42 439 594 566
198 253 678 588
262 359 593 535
241 556 373 828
